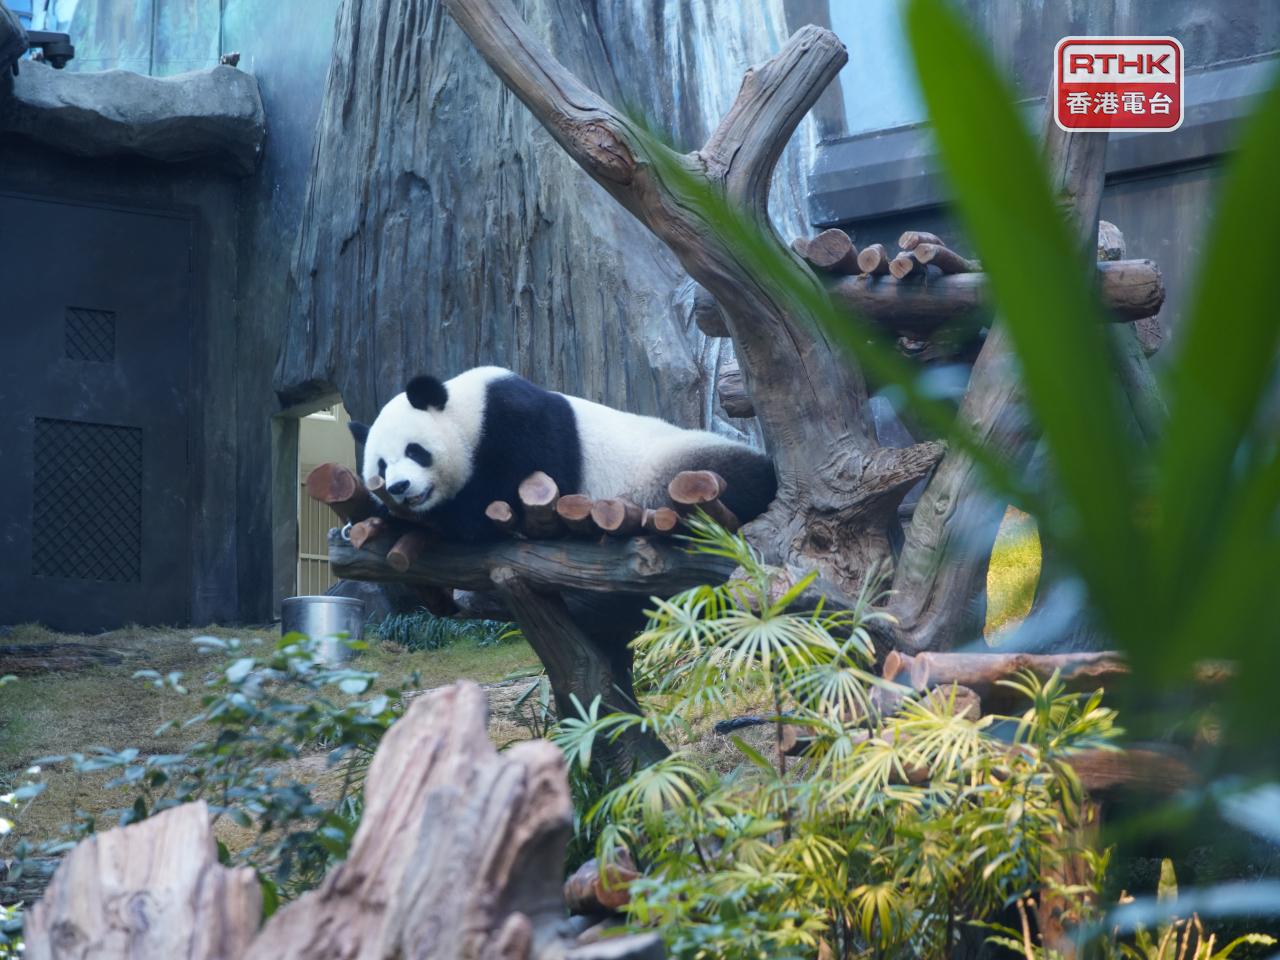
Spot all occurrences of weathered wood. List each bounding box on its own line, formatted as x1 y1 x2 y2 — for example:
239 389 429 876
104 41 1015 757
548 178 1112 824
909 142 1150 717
329 527 735 596
486 500 519 535
886 650 1129 712
245 682 579 959
348 515 391 550
387 528 434 573
826 258 1164 336
0 642 124 676
856 242 892 276
888 250 924 280
24 802 261 960
305 462 379 523
641 507 681 536
716 360 754 418
691 283 730 338
911 242 980 274
898 229 944 251
668 470 740 531
490 572 669 773
564 854 639 915
802 228 858 275
366 475 419 521
556 494 599 536
591 498 643 537
518 471 564 539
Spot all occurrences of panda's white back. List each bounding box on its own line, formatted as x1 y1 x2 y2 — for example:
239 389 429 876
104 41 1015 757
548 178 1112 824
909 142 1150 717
562 394 741 504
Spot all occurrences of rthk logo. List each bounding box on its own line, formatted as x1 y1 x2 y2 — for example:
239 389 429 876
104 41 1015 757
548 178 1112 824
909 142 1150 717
1055 37 1183 132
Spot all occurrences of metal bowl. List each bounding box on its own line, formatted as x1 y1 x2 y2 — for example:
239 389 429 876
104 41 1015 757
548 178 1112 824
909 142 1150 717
280 595 365 665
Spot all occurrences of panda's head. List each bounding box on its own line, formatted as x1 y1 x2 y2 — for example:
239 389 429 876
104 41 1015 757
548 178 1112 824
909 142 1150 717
349 375 469 516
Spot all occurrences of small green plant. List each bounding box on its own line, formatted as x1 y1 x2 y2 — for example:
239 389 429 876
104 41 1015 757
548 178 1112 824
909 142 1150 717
28 633 410 903
552 519 1121 960
366 608 515 651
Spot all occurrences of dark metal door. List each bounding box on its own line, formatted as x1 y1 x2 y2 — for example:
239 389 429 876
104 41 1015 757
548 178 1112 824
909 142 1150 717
0 192 194 631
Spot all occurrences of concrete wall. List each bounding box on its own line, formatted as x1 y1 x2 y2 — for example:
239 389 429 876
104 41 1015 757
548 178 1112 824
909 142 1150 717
28 0 342 622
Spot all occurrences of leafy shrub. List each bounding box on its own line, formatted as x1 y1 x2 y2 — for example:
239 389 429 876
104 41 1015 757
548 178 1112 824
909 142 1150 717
554 518 1120 960
366 609 515 651
20 633 410 906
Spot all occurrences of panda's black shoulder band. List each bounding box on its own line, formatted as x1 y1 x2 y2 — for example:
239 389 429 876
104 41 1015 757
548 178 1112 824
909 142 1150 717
406 375 449 411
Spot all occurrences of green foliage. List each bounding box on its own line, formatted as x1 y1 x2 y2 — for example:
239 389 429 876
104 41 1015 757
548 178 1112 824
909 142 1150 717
366 608 515 651
627 0 1280 925
983 860 1277 960
18 633 410 903
554 523 1121 960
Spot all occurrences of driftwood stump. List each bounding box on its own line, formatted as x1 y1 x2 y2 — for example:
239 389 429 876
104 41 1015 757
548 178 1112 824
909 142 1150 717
24 801 261 960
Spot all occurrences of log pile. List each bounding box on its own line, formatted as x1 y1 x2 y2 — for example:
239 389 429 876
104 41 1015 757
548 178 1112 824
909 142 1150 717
306 462 744 546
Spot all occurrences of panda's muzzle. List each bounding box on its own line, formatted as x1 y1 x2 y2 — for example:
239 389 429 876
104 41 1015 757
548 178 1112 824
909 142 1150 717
403 485 433 508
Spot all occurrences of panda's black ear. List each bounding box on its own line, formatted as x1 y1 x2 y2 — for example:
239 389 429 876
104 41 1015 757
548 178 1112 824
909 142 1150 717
348 421 370 445
405 375 448 411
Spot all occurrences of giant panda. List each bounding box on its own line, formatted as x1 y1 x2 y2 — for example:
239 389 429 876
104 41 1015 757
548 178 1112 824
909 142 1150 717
348 366 777 542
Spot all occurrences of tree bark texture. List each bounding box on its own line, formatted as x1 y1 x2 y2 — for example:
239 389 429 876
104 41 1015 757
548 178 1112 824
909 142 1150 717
276 0 811 439
888 119 1113 652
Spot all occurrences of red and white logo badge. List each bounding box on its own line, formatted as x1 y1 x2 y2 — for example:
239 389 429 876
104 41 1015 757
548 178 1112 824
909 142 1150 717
1054 37 1183 132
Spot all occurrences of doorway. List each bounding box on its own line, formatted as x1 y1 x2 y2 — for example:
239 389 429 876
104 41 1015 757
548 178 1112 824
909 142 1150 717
0 192 195 631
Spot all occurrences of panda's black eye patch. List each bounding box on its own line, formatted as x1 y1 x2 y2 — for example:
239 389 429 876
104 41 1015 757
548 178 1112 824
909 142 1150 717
377 458 387 478
404 443 432 467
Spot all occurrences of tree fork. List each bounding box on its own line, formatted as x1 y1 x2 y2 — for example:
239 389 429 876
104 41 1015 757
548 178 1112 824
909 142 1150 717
441 0 940 605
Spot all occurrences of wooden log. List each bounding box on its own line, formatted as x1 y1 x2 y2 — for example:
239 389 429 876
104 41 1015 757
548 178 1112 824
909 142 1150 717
330 527 736 597
555 494 599 535
365 475 417 520
790 235 811 258
485 500 518 535
0 642 124 676
885 650 1130 713
564 854 639 915
911 242 979 274
716 360 754 418
24 802 261 960
348 516 390 550
641 507 681 536
387 528 433 573
691 282 729 337
802 227 858 275
667 470 740 531
856 242 892 276
304 462 379 523
826 258 1164 335
898 229 944 251
591 498 643 537
888 250 923 280
518 471 563 539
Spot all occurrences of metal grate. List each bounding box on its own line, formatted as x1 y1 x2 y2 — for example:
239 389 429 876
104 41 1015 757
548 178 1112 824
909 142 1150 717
64 307 116 362
32 418 143 582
